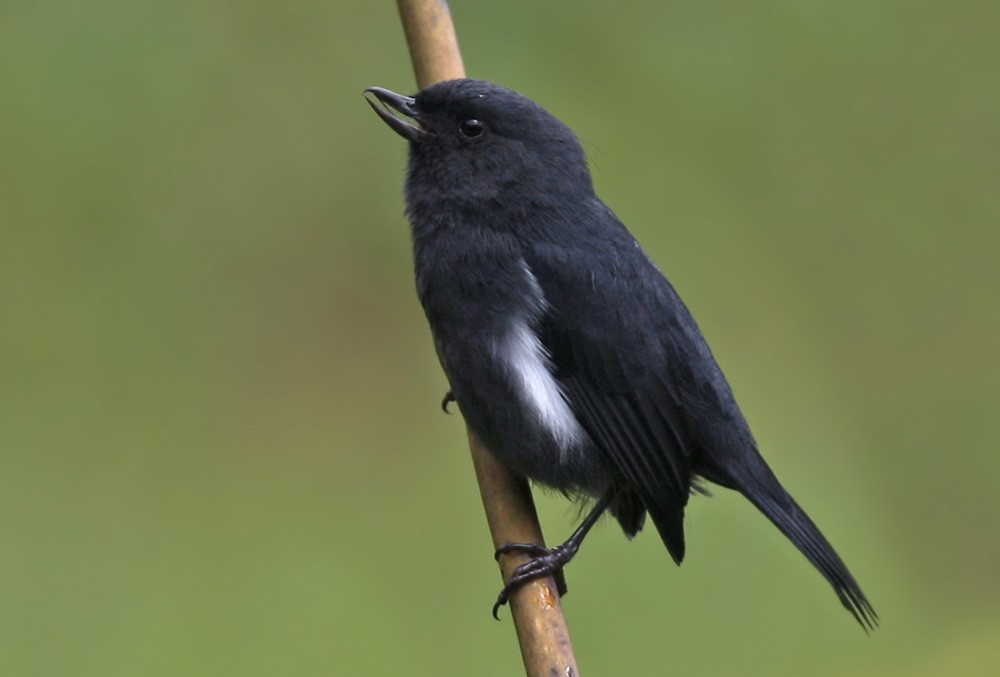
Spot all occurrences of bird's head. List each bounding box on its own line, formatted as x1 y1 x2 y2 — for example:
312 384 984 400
365 78 594 215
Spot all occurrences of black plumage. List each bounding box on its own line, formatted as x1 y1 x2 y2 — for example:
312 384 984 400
365 78 876 630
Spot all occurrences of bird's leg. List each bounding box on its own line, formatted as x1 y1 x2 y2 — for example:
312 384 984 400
491 493 612 619
441 390 456 413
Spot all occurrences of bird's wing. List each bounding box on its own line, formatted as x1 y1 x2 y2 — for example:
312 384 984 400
527 238 713 562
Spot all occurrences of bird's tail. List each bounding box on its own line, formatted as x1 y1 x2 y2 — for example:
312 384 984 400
727 456 878 630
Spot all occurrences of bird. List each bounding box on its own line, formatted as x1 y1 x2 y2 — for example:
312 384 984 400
364 77 876 630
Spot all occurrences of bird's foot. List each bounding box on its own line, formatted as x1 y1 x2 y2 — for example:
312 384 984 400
441 390 456 413
491 542 574 619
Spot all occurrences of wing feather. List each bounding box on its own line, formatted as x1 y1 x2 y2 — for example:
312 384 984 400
525 237 706 562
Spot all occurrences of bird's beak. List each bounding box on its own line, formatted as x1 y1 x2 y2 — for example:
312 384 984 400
364 86 430 143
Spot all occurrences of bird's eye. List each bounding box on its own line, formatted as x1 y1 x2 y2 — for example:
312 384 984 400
459 119 485 139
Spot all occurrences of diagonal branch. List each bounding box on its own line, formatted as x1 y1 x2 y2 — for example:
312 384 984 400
391 2 581 675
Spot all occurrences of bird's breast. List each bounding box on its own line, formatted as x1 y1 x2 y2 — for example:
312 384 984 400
413 228 588 469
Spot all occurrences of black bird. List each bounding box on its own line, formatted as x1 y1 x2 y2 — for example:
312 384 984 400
365 78 876 630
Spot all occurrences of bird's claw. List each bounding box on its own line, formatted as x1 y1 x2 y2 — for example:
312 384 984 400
494 542 552 560
491 542 572 619
441 390 456 413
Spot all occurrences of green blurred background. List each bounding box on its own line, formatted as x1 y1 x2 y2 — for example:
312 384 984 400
2 1 997 674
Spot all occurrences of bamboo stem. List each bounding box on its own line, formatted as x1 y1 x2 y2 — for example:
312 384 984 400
392 2 580 675
397 0 465 87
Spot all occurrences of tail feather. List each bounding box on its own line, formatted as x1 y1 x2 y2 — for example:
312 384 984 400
698 451 878 632
736 461 878 630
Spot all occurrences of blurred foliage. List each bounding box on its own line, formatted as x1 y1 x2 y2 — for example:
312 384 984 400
1 1 998 675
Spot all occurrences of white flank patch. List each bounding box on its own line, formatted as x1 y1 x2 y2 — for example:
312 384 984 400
499 320 584 452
